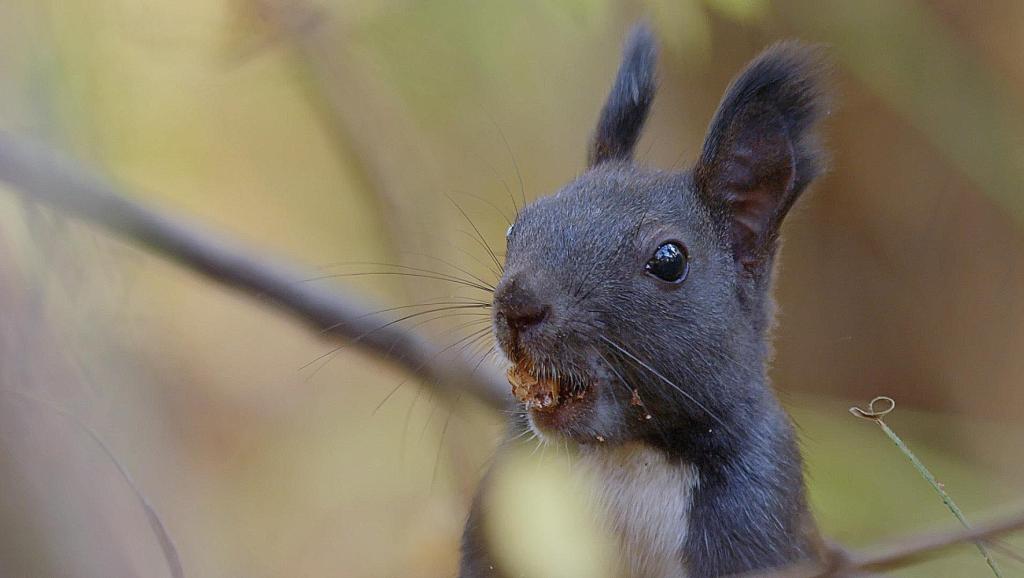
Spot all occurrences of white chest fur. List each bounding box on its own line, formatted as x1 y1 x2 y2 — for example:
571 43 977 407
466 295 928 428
579 443 697 578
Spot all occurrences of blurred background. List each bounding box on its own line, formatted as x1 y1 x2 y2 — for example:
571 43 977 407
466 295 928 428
1 0 1023 576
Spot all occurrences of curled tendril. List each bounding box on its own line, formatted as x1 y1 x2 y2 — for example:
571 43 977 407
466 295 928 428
849 396 896 420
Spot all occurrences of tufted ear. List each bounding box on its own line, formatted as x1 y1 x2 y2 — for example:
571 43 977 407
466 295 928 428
587 23 658 167
694 42 829 273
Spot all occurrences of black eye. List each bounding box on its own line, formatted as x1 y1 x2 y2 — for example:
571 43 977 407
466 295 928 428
645 242 688 283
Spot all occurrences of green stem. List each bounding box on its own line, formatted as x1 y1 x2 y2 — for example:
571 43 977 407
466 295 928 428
853 397 1003 577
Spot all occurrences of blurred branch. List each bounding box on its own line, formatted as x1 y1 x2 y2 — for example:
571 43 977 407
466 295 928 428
837 509 1024 575
0 131 511 411
771 509 1024 577
243 0 439 265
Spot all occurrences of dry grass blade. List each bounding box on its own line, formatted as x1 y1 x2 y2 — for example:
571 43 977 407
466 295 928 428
850 396 1003 577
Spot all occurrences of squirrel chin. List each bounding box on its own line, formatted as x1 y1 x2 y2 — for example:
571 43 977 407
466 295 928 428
522 386 601 443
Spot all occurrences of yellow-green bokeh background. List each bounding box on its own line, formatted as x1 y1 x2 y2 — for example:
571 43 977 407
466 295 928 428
1 1 1023 576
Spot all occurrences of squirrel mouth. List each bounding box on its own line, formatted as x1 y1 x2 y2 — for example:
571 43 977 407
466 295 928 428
506 361 589 411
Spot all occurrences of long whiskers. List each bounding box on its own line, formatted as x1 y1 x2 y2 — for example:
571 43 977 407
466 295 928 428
596 350 674 450
322 298 491 334
305 268 495 294
450 190 513 228
402 228 506 283
372 320 493 415
303 304 490 371
493 120 528 210
598 334 732 434
318 258 496 293
317 301 489 341
446 193 505 276
398 251 498 293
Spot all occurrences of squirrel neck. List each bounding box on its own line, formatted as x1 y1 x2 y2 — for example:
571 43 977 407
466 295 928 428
634 353 819 575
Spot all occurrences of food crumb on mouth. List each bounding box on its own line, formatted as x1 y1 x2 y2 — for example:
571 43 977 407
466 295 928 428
630 389 643 406
506 364 560 410
596 435 605 443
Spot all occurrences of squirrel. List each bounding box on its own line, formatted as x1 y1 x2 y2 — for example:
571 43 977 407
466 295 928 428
459 23 831 578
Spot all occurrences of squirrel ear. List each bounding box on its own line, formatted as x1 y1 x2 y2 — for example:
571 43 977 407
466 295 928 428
694 42 829 272
587 23 657 167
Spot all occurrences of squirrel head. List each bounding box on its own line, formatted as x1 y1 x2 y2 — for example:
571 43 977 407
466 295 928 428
493 24 830 453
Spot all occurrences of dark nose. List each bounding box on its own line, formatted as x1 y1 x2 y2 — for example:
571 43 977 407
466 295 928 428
495 276 550 332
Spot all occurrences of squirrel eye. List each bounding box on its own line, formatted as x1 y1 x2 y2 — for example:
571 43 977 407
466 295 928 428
506 224 514 238
645 242 688 283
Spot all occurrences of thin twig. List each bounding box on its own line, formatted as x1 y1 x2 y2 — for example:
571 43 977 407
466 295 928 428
767 508 1024 577
850 396 1003 577
0 131 510 412
843 508 1024 574
1 388 184 578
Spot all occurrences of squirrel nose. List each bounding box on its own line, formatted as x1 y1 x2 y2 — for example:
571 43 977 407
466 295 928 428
505 301 550 331
495 276 551 332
